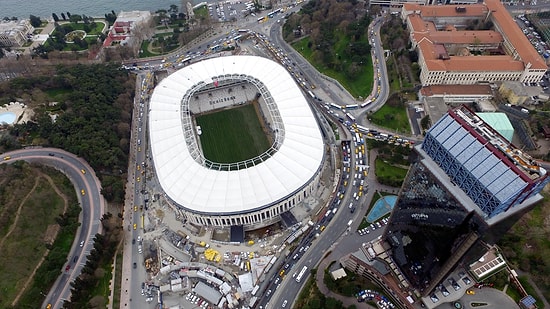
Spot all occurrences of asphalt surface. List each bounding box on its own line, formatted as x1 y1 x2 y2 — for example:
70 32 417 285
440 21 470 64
0 147 105 309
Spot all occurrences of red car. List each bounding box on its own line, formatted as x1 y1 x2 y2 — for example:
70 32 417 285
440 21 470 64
65 265 71 272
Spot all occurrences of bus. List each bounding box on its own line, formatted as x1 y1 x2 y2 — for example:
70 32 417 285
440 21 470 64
238 29 250 33
268 8 282 18
346 112 356 122
181 56 192 65
360 99 373 108
307 90 316 99
329 102 342 110
296 266 308 283
251 285 259 296
356 124 370 133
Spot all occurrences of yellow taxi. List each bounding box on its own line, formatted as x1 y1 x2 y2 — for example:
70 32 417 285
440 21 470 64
81 169 86 174
46 304 52 309
133 223 137 230
138 146 141 152
3 156 10 160
134 205 138 212
137 165 141 171
466 290 475 295
81 189 85 195
137 177 141 182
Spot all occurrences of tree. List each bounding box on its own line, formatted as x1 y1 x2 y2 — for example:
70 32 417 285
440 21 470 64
32 44 49 59
69 14 82 23
52 13 59 22
29 15 41 27
104 12 116 25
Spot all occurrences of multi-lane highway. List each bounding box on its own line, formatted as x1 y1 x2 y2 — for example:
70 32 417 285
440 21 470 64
0 147 104 309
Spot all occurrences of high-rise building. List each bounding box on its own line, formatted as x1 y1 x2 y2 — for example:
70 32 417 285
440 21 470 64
383 105 550 295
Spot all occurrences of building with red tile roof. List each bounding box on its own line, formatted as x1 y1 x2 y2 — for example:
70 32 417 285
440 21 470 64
402 0 547 86
103 11 152 47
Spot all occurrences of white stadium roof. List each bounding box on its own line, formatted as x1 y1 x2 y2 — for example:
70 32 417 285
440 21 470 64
149 55 324 214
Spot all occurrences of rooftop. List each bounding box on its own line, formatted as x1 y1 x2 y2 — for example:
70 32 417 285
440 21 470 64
404 0 547 72
148 56 324 215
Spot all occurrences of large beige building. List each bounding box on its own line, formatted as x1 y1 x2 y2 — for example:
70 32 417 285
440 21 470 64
402 0 547 86
0 19 34 47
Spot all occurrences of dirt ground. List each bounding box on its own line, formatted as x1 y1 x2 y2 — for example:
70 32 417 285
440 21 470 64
43 224 60 245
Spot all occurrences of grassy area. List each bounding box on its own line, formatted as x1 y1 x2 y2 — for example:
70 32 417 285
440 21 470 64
139 40 157 58
87 261 113 308
518 276 541 306
196 103 270 163
291 36 374 99
498 189 550 301
0 175 64 307
45 88 73 100
0 163 78 309
294 269 352 309
368 103 411 133
112 251 123 308
387 54 411 90
374 158 408 188
194 6 210 19
56 21 106 35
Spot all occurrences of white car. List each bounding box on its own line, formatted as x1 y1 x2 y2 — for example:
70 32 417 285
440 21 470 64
282 300 288 307
79 241 84 247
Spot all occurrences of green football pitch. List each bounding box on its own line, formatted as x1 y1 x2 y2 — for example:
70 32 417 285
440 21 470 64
195 104 271 163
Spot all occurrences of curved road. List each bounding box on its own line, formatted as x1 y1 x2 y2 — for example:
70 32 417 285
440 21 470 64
1 147 104 309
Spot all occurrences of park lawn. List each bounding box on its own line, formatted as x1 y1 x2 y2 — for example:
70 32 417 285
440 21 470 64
196 104 270 163
139 40 157 58
369 104 411 134
0 172 66 308
375 158 408 180
60 37 98 51
194 6 209 19
57 21 106 35
291 36 374 99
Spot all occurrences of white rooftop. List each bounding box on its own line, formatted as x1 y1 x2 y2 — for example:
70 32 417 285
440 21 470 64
149 55 324 214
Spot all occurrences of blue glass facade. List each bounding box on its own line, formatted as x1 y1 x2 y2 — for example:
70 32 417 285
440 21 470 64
422 113 532 218
384 106 549 294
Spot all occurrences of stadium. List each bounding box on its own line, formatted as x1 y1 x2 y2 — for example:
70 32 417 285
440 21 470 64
148 55 325 232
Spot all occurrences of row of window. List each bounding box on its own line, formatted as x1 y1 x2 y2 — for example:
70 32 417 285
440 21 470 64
186 181 315 227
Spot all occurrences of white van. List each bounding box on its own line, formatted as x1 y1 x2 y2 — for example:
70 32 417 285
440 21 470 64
347 219 353 226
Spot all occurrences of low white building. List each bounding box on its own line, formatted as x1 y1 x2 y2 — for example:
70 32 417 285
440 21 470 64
0 19 34 47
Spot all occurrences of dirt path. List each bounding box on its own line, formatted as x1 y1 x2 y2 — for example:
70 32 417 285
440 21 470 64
10 170 69 307
0 176 40 249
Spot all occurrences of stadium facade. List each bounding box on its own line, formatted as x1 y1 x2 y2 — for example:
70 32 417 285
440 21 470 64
148 56 325 231
383 106 550 295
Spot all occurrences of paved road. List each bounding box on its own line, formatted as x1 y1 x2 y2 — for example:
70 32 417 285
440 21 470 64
1 147 105 309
